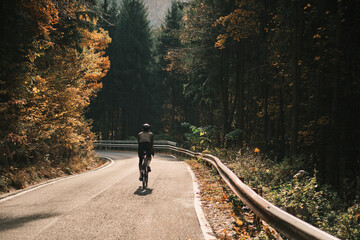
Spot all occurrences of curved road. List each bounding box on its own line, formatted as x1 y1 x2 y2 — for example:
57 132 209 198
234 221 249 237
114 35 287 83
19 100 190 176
0 151 208 240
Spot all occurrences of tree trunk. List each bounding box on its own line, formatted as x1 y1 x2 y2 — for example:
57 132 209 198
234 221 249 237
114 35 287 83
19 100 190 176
279 87 285 159
104 0 108 12
327 3 342 187
290 0 303 156
264 78 269 149
237 41 245 131
221 75 230 136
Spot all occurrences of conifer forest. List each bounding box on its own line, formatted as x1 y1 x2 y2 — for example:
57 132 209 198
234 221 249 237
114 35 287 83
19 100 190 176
1 0 359 238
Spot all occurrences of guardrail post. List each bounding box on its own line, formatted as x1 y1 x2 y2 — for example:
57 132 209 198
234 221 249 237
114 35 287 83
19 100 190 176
253 187 262 228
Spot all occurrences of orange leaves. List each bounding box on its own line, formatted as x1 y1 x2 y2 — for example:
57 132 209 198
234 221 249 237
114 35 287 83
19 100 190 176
164 49 185 74
6 133 27 145
79 27 111 95
17 0 110 154
31 86 40 94
80 50 110 96
304 3 312 10
236 218 244 226
22 0 59 37
223 193 228 201
0 0 110 169
80 28 111 51
313 33 321 39
215 34 227 49
233 226 242 236
213 0 261 48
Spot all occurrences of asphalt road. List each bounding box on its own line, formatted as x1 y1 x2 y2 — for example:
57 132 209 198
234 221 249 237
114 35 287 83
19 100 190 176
0 151 206 240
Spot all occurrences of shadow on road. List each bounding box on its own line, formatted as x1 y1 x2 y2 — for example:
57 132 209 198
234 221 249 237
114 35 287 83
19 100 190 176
133 187 153 196
0 213 59 232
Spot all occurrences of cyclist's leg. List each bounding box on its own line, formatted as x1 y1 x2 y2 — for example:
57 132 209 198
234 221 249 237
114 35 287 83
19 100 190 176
146 149 152 172
138 157 142 172
143 142 151 166
138 150 142 172
138 146 145 180
147 158 151 172
146 152 151 165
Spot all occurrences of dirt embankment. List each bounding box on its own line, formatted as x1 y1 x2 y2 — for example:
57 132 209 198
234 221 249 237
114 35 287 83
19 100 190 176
0 154 106 196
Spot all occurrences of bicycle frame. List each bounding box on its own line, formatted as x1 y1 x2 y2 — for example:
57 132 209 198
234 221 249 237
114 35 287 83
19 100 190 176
140 152 149 189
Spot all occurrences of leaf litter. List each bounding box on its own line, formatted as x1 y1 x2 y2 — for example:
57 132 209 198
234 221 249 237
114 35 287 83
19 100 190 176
186 158 281 240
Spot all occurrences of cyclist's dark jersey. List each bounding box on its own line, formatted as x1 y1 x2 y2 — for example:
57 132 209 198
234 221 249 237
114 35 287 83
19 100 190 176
137 131 154 162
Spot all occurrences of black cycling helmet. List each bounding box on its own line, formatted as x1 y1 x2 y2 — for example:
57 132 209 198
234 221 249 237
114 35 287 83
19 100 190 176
142 123 150 131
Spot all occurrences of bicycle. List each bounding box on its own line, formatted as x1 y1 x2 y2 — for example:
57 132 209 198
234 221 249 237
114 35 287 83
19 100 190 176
140 152 150 189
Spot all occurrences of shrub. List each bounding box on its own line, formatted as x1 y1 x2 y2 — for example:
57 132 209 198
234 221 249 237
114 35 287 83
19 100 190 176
224 129 243 147
212 148 359 239
336 203 360 239
181 122 212 150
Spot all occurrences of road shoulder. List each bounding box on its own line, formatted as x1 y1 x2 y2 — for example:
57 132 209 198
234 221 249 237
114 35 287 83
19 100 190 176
0 157 112 202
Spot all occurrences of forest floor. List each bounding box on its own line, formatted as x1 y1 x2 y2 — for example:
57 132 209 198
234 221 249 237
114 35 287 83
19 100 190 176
186 158 280 240
0 154 105 196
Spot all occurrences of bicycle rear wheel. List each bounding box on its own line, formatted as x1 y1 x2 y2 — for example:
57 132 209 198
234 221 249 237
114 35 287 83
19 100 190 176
142 172 148 189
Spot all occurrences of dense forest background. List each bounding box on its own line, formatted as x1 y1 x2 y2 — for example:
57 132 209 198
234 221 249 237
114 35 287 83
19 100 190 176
89 0 359 204
1 0 359 233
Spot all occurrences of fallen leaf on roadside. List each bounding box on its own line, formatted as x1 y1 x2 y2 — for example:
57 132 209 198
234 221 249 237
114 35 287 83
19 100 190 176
236 218 243 226
234 226 241 234
223 193 228 200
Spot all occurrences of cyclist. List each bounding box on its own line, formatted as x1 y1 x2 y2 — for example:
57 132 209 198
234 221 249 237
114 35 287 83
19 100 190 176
138 123 154 181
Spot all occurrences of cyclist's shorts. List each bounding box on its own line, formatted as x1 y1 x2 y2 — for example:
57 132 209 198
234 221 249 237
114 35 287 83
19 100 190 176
138 142 152 159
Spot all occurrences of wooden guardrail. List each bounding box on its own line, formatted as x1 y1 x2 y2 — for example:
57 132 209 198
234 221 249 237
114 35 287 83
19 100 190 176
94 141 339 240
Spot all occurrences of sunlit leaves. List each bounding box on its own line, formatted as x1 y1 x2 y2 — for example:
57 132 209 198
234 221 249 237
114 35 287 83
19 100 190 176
213 0 261 48
21 0 60 37
1 0 110 165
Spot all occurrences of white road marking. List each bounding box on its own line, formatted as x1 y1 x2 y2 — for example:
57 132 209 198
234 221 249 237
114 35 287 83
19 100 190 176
186 164 216 240
158 154 216 239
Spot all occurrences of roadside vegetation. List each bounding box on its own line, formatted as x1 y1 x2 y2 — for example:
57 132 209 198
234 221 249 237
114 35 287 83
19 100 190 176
0 153 104 193
186 157 280 239
0 1 110 193
220 149 359 239
182 124 360 239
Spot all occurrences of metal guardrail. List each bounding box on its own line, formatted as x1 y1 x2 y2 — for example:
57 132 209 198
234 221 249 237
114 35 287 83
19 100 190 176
95 140 177 146
94 141 339 240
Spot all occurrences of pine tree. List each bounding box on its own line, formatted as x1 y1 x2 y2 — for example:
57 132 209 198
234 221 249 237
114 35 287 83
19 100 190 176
90 0 153 139
156 1 186 138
